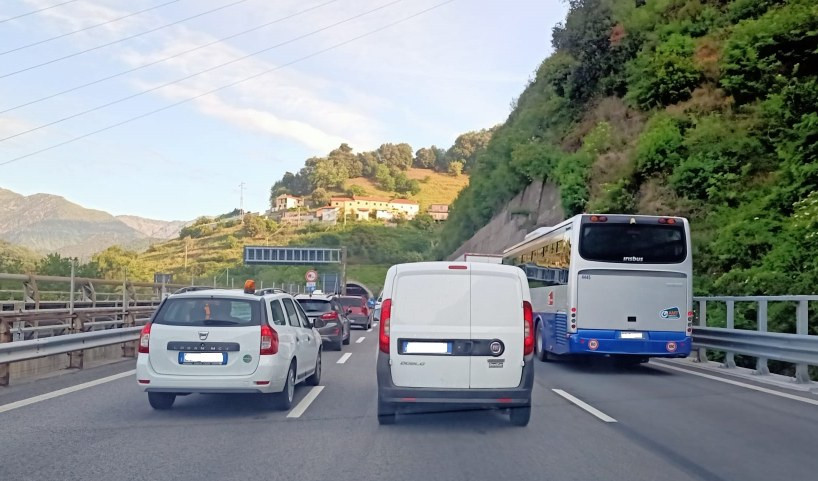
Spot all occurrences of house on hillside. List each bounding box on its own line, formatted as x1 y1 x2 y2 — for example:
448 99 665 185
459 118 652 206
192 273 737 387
428 204 449 221
316 206 339 225
390 199 420 219
274 194 304 211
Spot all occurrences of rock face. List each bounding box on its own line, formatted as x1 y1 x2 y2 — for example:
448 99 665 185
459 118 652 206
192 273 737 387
0 187 186 258
447 181 566 260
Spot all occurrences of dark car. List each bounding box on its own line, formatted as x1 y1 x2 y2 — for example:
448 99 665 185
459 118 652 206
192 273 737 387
295 294 350 350
339 296 371 330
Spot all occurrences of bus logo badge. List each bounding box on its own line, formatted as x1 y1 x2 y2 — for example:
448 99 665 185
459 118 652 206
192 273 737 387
661 307 681 319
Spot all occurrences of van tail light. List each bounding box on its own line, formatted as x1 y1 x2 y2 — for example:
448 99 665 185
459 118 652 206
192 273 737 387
321 311 339 321
260 324 279 355
138 323 151 354
523 301 534 355
379 299 392 354
362 305 369 316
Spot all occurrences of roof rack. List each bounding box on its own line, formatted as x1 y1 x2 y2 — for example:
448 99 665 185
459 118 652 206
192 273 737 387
173 286 222 294
255 288 287 296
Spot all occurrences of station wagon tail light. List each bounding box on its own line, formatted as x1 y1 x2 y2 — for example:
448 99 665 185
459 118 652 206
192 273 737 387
260 324 279 355
321 311 339 321
379 299 392 354
523 301 534 355
138 323 151 353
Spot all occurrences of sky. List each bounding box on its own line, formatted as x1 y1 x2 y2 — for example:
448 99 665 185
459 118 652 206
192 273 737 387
0 0 568 221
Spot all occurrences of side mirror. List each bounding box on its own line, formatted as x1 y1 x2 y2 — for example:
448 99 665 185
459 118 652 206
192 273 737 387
312 318 326 328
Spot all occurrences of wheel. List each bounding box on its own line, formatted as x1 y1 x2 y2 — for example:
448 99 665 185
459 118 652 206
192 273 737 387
535 323 547 362
148 392 176 410
377 398 396 425
334 339 344 351
306 351 322 386
343 333 350 345
509 404 531 426
272 363 296 410
367 320 372 330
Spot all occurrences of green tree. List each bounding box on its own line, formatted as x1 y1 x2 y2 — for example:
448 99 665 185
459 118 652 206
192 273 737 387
36 253 73 276
377 143 413 170
446 129 494 171
374 164 396 191
448 160 464 177
414 147 436 168
347 185 367 196
627 33 701 108
309 188 331 207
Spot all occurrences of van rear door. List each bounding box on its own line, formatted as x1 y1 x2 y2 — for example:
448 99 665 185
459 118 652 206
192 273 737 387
469 263 525 388
389 264 470 389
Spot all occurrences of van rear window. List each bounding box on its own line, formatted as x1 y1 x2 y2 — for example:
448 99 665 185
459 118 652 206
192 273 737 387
296 299 332 313
579 224 686 264
153 298 260 326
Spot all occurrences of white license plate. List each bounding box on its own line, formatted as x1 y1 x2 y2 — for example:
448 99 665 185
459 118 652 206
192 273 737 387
620 332 645 339
181 352 226 364
403 341 451 354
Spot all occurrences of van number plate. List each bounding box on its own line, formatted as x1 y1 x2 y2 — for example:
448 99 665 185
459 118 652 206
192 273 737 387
179 352 227 365
619 332 645 340
402 341 452 355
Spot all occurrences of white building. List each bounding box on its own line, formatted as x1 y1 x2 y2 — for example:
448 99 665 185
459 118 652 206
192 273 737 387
274 194 304 211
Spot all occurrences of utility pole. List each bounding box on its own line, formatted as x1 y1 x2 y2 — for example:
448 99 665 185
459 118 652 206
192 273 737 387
239 182 246 215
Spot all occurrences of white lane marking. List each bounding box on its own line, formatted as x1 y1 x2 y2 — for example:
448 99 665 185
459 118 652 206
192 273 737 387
366 328 373 332
373 322 378 326
286 386 325 419
336 353 352 364
0 370 135 414
654 362 818 407
552 389 617 423
356 336 365 344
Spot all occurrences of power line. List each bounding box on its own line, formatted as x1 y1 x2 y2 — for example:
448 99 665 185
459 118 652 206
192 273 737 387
0 0 182 56
0 0 341 115
0 0 80 24
0 0 256 79
0 0 402 142
0 0 456 168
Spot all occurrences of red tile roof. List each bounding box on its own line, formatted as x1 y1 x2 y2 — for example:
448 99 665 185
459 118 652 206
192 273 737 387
390 198 418 205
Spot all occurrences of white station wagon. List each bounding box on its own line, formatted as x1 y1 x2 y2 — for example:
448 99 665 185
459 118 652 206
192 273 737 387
136 282 322 410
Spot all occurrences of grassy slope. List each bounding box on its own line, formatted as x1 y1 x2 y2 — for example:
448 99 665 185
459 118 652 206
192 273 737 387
342 168 468 209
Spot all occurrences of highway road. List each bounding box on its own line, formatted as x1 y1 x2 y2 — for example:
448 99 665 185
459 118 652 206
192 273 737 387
1 324 817 481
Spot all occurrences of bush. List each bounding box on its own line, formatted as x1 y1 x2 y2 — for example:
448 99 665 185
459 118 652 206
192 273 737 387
587 179 635 213
224 235 239 249
634 114 685 175
447 161 464 177
627 33 701 109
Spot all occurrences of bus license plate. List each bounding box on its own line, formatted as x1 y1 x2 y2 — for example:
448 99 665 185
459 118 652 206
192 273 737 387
179 352 227 365
620 332 644 340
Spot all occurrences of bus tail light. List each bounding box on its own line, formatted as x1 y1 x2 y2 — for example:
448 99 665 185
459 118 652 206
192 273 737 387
523 301 534 355
379 299 392 353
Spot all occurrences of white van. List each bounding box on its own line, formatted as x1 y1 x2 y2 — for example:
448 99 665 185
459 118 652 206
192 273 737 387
376 262 535 426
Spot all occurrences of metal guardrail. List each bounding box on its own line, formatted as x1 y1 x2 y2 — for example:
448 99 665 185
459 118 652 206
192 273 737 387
0 327 142 364
692 296 818 383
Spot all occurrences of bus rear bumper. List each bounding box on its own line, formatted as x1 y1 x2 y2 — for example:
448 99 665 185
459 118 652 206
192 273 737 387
567 330 691 357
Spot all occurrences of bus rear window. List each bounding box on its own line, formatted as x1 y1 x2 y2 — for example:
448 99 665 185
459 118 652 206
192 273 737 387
579 224 686 264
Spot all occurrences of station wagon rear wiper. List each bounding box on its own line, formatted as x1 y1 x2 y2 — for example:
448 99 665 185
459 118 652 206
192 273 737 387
200 319 240 326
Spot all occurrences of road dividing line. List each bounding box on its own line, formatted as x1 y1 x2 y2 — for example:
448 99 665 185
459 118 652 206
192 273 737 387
653 362 818 407
367 328 373 332
286 386 325 418
0 370 135 414
356 337 366 344
337 353 352 364
552 389 617 423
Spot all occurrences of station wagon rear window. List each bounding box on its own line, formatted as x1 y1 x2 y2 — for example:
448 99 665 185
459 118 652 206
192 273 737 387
153 298 261 326
296 299 332 312
579 224 686 264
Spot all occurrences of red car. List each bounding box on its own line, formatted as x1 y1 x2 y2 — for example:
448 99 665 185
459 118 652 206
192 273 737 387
339 296 371 329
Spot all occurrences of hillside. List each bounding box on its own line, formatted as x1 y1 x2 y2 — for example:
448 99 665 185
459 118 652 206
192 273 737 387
0 187 187 258
0 240 38 273
440 0 818 297
343 168 469 209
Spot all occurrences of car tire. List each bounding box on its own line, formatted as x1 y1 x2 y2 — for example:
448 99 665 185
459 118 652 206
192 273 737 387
148 392 176 410
343 334 350 345
273 363 296 410
377 399 396 425
509 404 531 426
334 339 343 351
535 323 547 362
306 351 322 386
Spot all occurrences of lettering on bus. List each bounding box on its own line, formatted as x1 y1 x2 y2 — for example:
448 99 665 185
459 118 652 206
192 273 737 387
623 256 644 262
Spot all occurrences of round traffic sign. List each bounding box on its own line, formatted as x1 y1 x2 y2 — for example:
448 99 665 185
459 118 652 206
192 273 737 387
305 270 318 282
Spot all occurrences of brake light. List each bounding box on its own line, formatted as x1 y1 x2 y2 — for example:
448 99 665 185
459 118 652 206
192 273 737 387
449 265 467 269
659 217 676 224
590 215 608 222
321 311 339 320
260 324 279 355
523 301 534 355
138 323 151 353
379 299 392 353
362 305 368 315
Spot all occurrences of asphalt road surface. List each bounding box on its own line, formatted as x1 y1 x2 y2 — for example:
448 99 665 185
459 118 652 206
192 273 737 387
2 325 817 481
